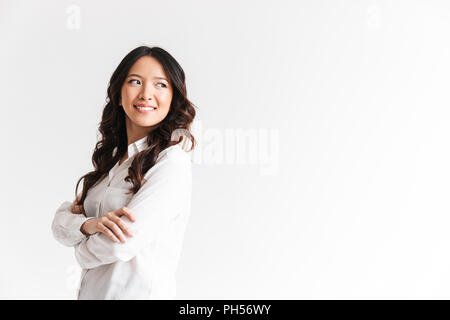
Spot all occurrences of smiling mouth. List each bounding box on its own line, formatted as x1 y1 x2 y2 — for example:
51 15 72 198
134 104 157 111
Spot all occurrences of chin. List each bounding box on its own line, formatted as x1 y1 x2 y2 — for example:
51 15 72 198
146 119 164 127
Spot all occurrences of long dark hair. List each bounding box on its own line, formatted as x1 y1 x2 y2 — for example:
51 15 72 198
74 46 196 205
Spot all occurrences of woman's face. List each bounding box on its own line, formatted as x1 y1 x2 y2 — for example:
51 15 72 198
120 56 173 138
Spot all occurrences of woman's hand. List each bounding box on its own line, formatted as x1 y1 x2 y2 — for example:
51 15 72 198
71 196 84 214
80 207 136 243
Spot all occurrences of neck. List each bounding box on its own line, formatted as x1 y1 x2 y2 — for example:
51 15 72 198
125 117 156 146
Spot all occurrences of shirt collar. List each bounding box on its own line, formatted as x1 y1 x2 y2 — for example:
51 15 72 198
127 136 149 159
112 135 180 166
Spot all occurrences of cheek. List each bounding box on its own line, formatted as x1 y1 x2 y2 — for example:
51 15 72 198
121 87 137 103
120 88 128 104
160 91 173 106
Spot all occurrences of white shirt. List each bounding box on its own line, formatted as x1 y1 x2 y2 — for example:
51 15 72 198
51 136 192 299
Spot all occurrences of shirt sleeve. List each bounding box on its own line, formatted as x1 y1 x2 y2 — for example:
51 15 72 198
51 200 96 247
74 153 191 269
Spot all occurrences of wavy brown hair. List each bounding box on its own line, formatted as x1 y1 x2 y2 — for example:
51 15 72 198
74 46 196 206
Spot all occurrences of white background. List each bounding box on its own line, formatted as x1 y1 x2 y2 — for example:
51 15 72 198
1 0 450 299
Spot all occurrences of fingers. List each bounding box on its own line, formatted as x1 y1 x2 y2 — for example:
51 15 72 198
95 208 137 243
103 219 127 243
71 204 83 214
113 217 134 238
99 213 134 243
98 223 120 243
73 196 81 205
116 207 136 222
72 196 84 214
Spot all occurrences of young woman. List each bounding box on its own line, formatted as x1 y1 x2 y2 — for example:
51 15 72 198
51 46 196 299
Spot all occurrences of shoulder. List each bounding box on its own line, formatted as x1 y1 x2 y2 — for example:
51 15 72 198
159 143 192 165
147 144 192 181
142 145 191 187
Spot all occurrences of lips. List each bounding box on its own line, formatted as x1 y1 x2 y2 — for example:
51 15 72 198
134 104 157 111
135 104 157 109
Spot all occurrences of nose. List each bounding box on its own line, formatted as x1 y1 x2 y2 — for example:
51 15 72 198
139 84 154 100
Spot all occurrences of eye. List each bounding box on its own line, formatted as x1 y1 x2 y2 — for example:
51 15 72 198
156 82 167 88
128 79 141 85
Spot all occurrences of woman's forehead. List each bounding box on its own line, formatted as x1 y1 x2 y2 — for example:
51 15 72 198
128 56 168 80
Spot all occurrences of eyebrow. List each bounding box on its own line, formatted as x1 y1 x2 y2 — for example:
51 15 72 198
127 74 168 81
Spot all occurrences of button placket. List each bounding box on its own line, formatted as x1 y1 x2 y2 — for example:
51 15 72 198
107 164 116 187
